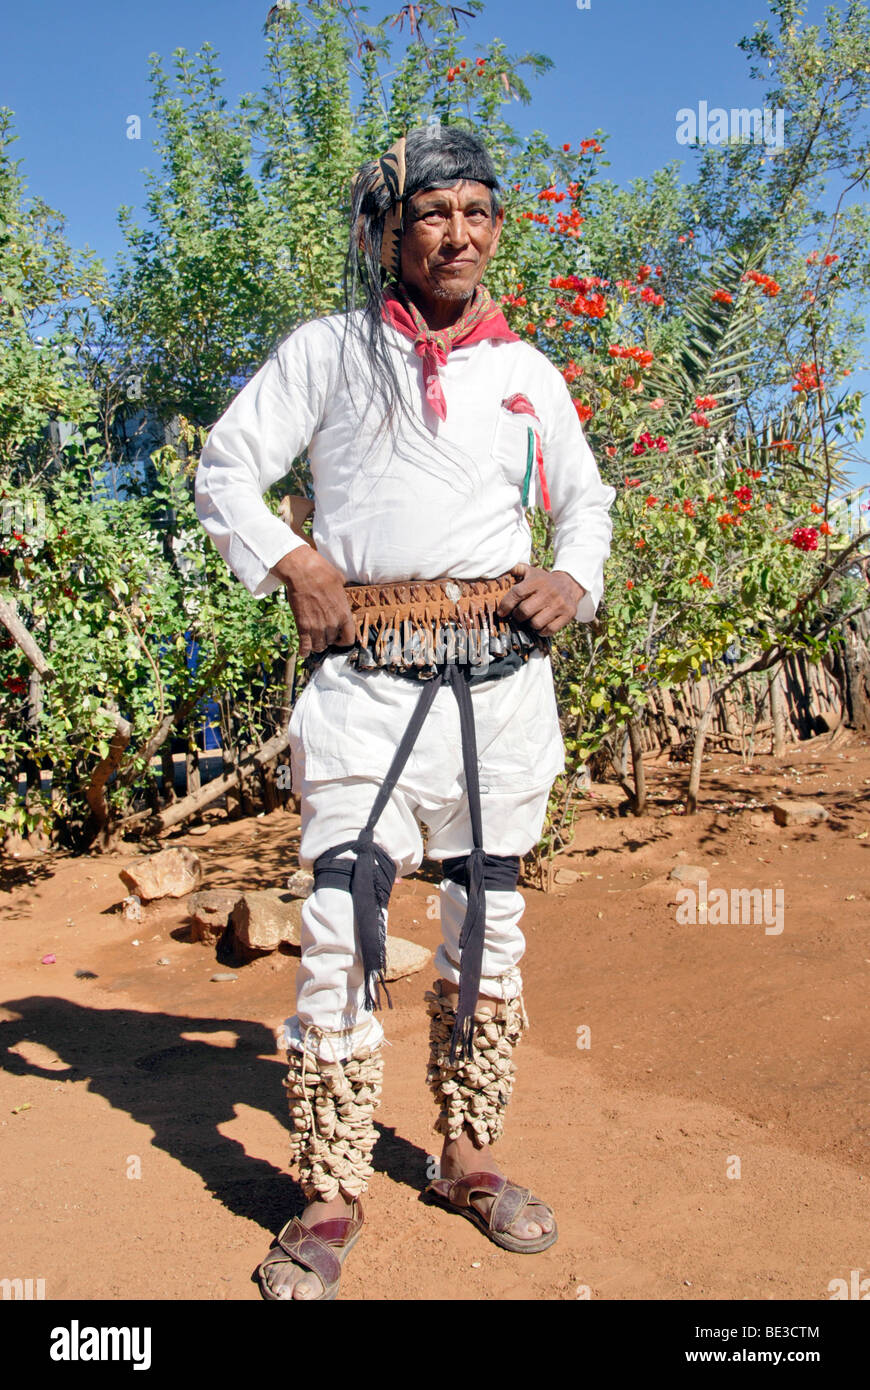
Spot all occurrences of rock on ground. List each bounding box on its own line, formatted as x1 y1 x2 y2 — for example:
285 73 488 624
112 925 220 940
385 936 431 981
285 870 314 898
230 890 303 956
187 889 240 946
772 800 829 827
668 864 712 884
119 848 202 902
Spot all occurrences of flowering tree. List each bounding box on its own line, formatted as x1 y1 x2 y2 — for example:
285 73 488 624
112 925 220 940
2 0 868 850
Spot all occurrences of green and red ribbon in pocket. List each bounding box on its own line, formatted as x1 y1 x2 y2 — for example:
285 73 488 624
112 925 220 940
501 393 551 511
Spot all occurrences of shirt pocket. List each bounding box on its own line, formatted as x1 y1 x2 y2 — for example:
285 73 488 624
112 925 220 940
491 407 537 496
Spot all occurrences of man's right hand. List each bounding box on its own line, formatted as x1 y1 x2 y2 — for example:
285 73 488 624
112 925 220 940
270 547 356 660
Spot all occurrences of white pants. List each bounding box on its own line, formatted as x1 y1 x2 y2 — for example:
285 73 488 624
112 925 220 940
281 774 551 1060
281 653 562 1061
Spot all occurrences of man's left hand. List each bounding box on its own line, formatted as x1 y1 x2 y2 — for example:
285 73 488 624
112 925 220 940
496 564 585 637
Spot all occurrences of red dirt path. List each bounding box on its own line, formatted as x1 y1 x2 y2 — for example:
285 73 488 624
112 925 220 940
1 735 867 1301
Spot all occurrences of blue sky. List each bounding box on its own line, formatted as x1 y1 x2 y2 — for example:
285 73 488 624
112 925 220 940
2 0 867 481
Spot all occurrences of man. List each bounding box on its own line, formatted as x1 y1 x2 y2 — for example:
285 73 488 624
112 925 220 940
195 124 614 1300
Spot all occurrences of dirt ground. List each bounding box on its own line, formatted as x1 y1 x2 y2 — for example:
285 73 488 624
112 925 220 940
1 733 867 1302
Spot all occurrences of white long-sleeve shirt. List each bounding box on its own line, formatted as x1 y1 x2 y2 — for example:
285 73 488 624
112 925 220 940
195 309 615 622
195 310 615 793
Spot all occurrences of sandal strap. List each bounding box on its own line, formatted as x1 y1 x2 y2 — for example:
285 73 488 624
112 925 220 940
445 1171 506 1205
267 1217 342 1291
489 1181 532 1236
429 1172 539 1236
308 1214 362 1243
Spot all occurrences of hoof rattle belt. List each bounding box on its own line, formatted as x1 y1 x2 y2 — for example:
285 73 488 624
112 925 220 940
341 573 549 673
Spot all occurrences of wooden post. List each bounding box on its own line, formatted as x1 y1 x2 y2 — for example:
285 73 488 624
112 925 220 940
770 667 786 757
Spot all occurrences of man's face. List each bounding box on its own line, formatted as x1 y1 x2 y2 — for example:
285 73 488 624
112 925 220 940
399 180 504 318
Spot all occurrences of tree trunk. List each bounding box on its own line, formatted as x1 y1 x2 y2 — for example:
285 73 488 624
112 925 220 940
185 744 201 797
83 708 133 849
627 719 647 815
160 747 177 803
686 689 719 814
770 667 786 757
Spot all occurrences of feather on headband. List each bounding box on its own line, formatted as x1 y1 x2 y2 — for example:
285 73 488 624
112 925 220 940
351 136 407 280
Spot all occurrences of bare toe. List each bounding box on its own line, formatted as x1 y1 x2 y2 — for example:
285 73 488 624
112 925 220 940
293 1273 322 1300
262 1260 323 1301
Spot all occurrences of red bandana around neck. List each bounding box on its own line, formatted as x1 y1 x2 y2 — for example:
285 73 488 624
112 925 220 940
382 283 519 421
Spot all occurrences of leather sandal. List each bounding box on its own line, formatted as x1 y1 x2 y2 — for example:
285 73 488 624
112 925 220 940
424 1172 558 1254
257 1200 364 1301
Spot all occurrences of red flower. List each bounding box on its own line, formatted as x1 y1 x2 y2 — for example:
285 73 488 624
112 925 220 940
4 676 26 695
626 580 635 589
562 143 571 152
810 503 823 514
608 344 653 367
712 289 733 304
792 362 824 393
624 477 640 487
690 411 710 429
734 485 752 503
742 270 781 297
570 291 607 318
574 401 594 423
645 495 658 507
819 522 831 535
791 526 819 551
695 395 717 410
